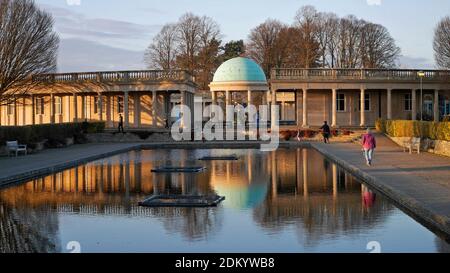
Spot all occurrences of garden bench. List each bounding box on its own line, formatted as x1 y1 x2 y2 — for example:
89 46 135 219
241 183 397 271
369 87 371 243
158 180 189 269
403 137 421 154
6 141 27 157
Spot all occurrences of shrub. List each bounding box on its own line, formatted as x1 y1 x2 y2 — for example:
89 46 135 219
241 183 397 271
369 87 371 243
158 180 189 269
378 119 450 141
0 122 105 146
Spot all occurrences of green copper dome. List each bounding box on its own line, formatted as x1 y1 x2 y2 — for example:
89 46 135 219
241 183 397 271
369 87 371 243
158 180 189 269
212 57 267 83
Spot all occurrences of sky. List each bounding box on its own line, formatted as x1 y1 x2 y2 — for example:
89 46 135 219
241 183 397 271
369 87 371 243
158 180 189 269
34 0 450 72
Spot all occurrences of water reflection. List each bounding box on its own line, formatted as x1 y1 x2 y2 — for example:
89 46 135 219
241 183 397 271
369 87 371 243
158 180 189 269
0 149 447 253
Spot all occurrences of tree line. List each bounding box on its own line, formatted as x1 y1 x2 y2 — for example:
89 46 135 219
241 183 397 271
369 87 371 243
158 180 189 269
0 1 449 105
145 5 406 89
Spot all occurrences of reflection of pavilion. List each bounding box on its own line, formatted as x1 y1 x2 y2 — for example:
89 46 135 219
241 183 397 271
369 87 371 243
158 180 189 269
256 148 396 246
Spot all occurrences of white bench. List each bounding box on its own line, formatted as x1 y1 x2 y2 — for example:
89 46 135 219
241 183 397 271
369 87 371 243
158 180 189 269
6 141 27 157
403 137 421 154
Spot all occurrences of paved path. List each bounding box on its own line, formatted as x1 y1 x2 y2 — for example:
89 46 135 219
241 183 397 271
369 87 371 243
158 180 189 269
0 143 140 186
312 133 450 238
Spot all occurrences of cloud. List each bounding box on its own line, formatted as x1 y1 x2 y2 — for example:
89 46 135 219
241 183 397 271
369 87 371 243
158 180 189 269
40 4 162 51
57 38 146 72
366 0 382 5
397 55 435 69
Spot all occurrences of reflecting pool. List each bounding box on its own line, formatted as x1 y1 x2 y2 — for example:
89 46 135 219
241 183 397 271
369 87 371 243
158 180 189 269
0 148 449 253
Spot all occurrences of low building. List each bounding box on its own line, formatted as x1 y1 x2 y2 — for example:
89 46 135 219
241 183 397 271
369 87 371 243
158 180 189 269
1 57 450 129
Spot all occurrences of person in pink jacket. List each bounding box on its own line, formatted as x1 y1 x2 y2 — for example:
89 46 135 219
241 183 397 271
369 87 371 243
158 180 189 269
361 128 377 166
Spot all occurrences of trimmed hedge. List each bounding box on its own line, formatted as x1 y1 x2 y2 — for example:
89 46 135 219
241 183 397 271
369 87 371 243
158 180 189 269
0 122 105 146
376 119 450 141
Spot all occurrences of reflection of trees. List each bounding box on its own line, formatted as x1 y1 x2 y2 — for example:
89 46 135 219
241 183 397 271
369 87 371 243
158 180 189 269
0 201 60 253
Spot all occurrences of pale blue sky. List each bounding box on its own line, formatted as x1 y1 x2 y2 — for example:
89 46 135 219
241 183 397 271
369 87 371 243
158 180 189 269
35 0 450 72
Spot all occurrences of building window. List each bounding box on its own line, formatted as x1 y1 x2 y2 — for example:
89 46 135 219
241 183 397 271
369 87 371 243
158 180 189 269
358 93 371 111
117 96 124 113
35 97 44 115
404 93 412 111
7 103 14 115
55 96 62 115
337 93 345 112
444 100 450 116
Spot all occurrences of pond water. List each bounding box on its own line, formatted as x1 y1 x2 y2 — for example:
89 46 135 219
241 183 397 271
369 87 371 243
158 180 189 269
0 148 449 253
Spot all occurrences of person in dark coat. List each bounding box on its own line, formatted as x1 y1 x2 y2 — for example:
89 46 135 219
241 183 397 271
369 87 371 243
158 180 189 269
320 121 331 144
118 114 124 133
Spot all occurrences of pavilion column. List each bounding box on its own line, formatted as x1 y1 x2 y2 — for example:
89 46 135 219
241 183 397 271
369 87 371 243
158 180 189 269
134 92 141 128
106 94 112 128
360 88 365 127
50 93 55 124
211 91 217 105
98 93 103 122
180 90 186 127
31 94 35 125
387 89 392 120
434 89 439 122
247 90 252 106
152 91 157 127
124 91 129 128
411 89 417 121
302 89 308 128
72 93 78 122
331 89 337 127
271 89 277 129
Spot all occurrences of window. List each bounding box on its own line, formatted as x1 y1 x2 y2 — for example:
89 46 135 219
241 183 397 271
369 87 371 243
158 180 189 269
55 96 62 115
35 97 44 115
337 93 345 112
445 100 450 116
358 93 371 111
7 103 14 115
404 93 412 111
117 96 124 113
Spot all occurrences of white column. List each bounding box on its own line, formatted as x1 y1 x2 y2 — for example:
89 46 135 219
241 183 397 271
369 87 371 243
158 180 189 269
98 93 103 121
106 95 112 128
331 89 337 127
134 93 141 128
180 90 186 128
387 89 392 120
124 91 129 128
411 89 417 121
73 93 78 122
271 89 277 129
31 95 35 125
152 91 157 127
302 89 308 128
434 90 439 122
360 89 365 127
50 93 55 124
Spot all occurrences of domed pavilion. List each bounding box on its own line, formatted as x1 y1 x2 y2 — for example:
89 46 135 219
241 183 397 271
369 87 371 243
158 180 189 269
209 57 271 113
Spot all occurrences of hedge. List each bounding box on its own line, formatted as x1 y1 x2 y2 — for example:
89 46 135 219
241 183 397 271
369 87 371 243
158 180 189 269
0 122 105 146
376 119 450 141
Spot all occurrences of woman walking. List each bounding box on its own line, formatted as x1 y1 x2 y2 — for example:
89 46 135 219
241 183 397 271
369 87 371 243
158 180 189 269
361 128 376 166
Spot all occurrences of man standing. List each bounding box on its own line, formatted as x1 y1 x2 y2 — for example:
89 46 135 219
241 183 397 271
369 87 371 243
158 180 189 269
320 121 331 144
361 128 377 166
118 113 124 134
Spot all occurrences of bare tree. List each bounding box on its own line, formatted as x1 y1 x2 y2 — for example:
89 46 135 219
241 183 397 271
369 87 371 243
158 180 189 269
144 23 178 70
196 16 222 89
434 16 450 69
294 6 320 68
0 0 59 105
176 13 202 75
359 23 400 68
247 19 284 77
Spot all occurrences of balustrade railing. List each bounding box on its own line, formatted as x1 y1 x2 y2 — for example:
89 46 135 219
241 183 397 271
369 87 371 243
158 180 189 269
272 68 450 82
32 70 194 83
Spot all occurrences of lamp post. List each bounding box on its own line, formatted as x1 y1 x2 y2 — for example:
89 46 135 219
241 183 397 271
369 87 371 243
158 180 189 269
418 71 425 121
